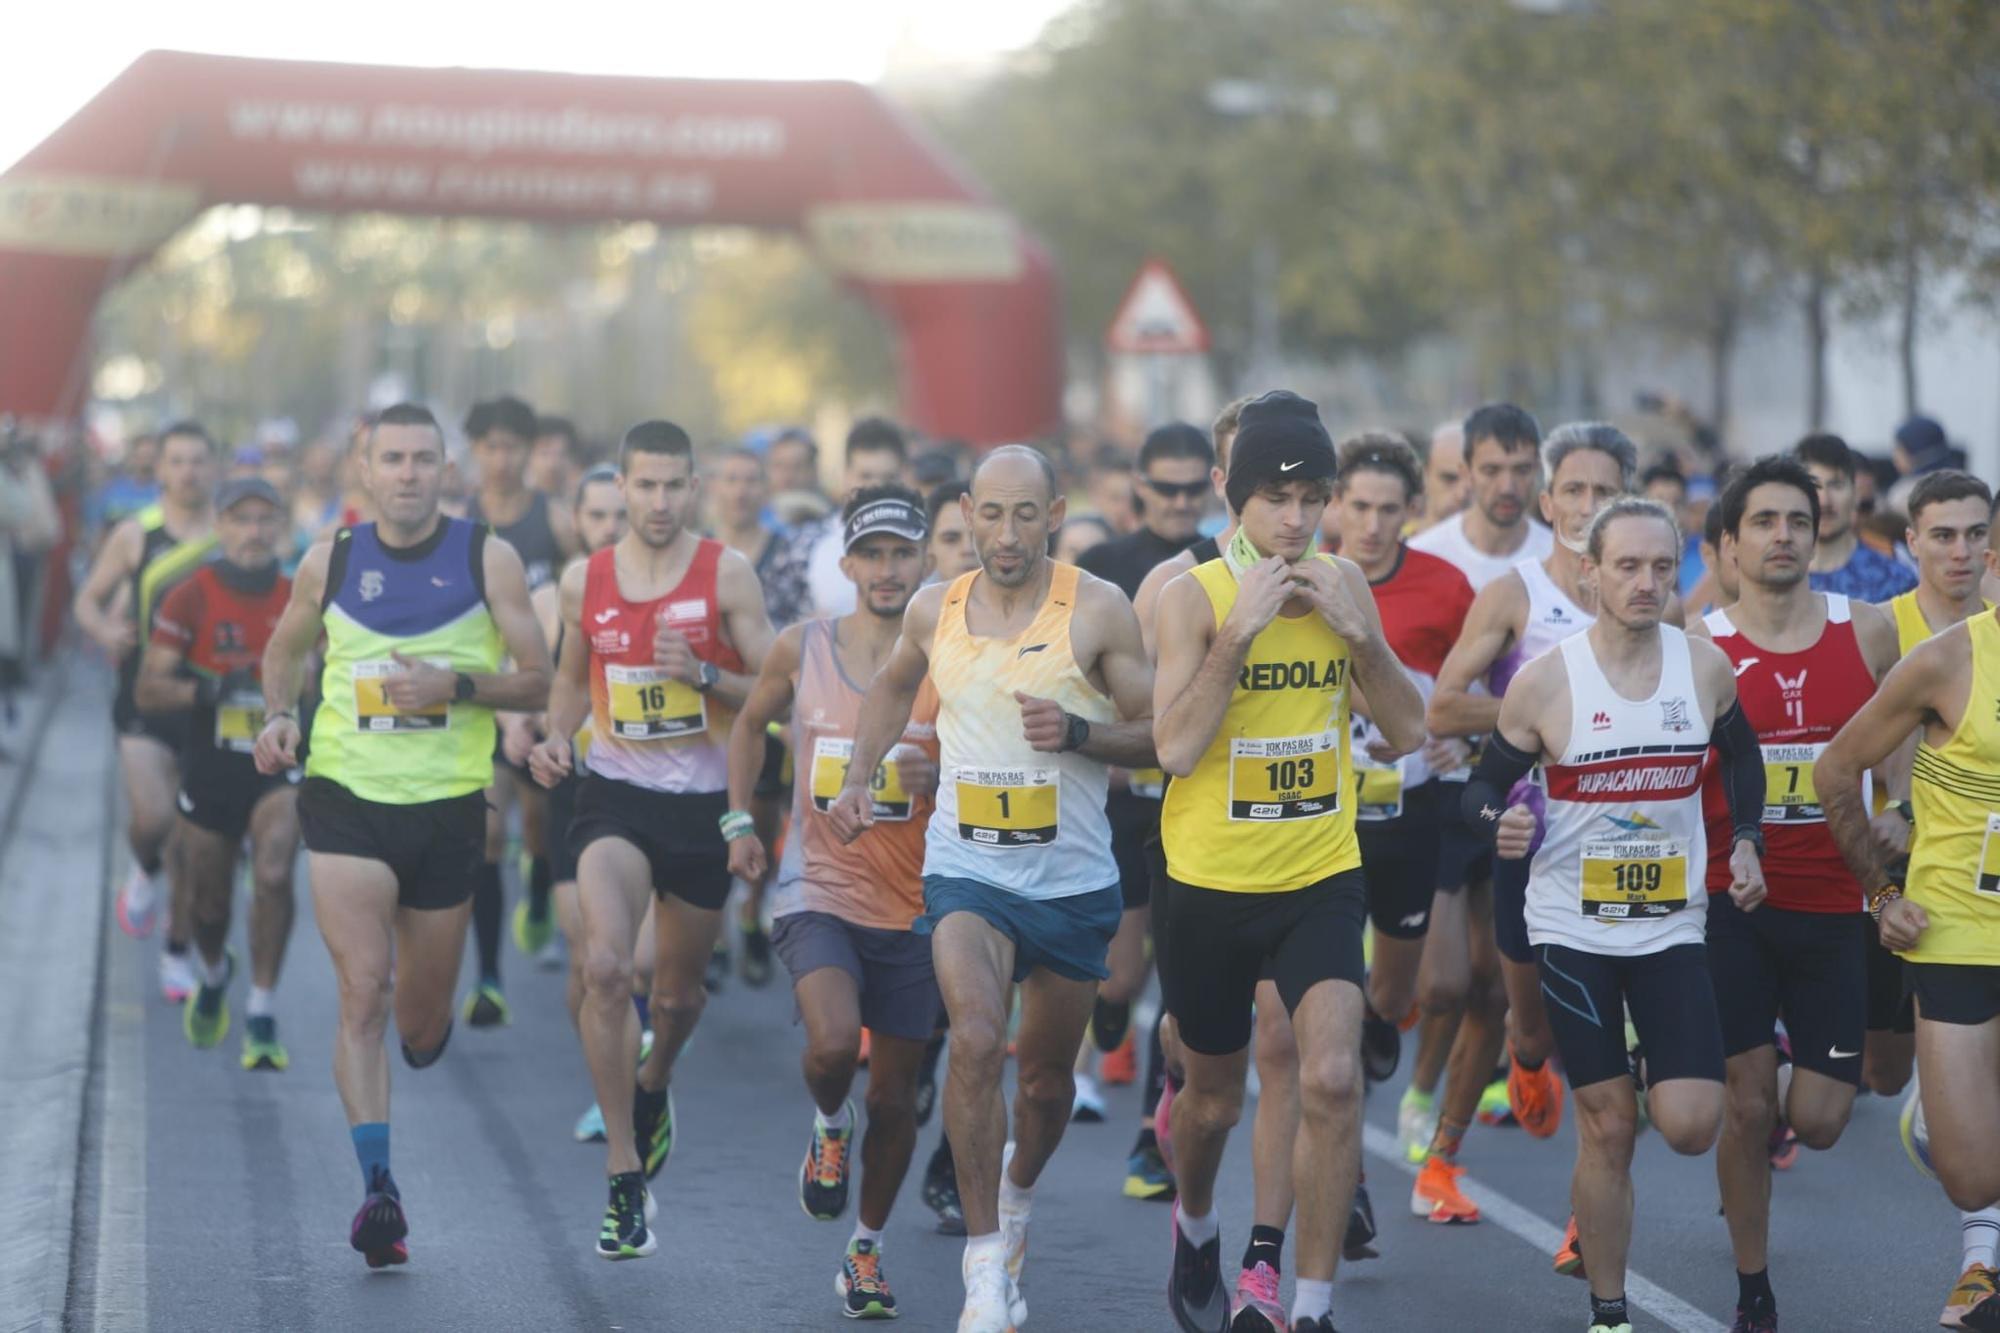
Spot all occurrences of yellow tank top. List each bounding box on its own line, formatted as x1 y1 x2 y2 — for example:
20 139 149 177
1906 610 2000 964
1160 557 1358 893
1892 590 1995 658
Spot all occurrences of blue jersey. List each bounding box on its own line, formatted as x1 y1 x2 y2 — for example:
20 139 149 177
1809 544 1916 602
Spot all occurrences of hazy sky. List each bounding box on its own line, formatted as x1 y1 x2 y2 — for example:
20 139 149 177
3 0 1074 171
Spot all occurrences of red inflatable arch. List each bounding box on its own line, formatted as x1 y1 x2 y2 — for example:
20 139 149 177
0 50 1063 444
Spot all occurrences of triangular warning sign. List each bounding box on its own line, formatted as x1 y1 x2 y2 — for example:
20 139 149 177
1105 259 1210 355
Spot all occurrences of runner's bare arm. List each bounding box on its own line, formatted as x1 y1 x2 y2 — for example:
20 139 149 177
1153 569 1264 777
727 624 802 816
1427 573 1524 738
829 585 939 839
537 560 593 756
72 517 141 655
1462 651 1554 857
261 540 329 718
1045 575 1155 767
1327 556 1426 754
466 535 552 711
1133 549 1194 660
133 640 196 712
691 545 774 711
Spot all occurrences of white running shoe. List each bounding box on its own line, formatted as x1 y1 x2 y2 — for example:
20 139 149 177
998 1142 1030 1325
116 865 158 939
158 949 196 1004
1071 1072 1106 1123
957 1259 1015 1333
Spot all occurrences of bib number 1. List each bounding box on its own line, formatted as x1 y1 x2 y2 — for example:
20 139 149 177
954 766 1058 847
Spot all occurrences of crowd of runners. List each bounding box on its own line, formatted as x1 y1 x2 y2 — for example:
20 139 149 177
66 391 2000 1332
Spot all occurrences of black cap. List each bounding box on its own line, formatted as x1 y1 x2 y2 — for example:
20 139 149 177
1225 390 1335 511
216 477 282 513
843 495 928 551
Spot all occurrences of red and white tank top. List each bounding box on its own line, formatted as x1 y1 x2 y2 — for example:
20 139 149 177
1699 594 1872 912
1527 626 1710 955
583 540 746 794
1351 546 1476 815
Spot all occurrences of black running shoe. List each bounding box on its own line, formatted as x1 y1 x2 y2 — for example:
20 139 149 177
1290 1318 1340 1332
922 1146 964 1236
1342 1181 1379 1261
633 1085 676 1181
1168 1218 1229 1333
837 1238 897 1319
704 941 729 994
1360 1006 1401 1087
349 1169 408 1269
596 1171 656 1260
799 1103 854 1221
740 921 773 988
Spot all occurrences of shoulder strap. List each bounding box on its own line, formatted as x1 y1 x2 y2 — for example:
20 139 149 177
468 519 490 606
1702 607 1734 637
319 526 355 613
1825 592 1851 624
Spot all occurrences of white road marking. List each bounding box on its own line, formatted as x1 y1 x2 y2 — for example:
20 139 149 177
1362 1123 1726 1333
92 915 149 1332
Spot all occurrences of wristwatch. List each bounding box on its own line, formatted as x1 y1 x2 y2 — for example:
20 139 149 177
1059 711 1091 753
1731 825 1765 858
453 672 476 703
694 661 721 694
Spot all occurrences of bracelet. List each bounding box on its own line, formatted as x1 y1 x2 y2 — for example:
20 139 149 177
1868 886 1903 923
718 809 756 841
266 709 295 724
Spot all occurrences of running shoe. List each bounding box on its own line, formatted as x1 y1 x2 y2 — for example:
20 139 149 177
350 1169 408 1269
1506 1047 1564 1138
1944 1264 1999 1328
1168 1208 1229 1333
239 1015 288 1071
1396 1086 1438 1165
1410 1155 1479 1224
922 1145 965 1235
534 934 565 972
1900 1083 1937 1181
704 940 729 994
511 897 554 958
595 1171 656 1260
836 1238 897 1320
182 951 235 1050
1072 1071 1107 1123
1155 1076 1179 1175
574 1102 607 1143
1729 1302 1777 1332
1124 1140 1175 1201
740 920 773 987
1553 1214 1585 1278
633 1085 676 1180
957 1260 1013 1333
1360 1005 1401 1086
1767 1120 1799 1171
1230 1259 1285 1331
1343 1181 1379 1260
462 981 510 1028
1475 1077 1515 1127
915 1038 943 1127
115 865 157 938
801 1102 855 1221
158 948 195 1005
1101 1030 1138 1086
999 1142 1029 1286
1289 1320 1339 1332
1587 1322 1632 1333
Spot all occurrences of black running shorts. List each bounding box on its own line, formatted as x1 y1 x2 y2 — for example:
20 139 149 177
1536 942 1725 1090
177 750 298 842
545 771 581 883
298 776 485 911
1107 788 1158 911
1432 784 1491 896
1866 916 1916 1035
569 775 730 911
753 730 792 800
1706 893 1866 1085
1356 779 1440 940
1907 962 2000 1028
1161 868 1367 1056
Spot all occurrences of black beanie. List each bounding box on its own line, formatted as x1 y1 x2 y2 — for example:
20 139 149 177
1225 390 1336 512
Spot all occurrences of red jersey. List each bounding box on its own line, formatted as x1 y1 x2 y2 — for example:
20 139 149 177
151 561 291 754
583 539 746 794
1700 593 1875 912
1351 545 1476 809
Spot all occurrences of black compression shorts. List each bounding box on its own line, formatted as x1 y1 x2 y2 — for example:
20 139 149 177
1356 779 1440 940
298 776 485 911
1706 893 1865 1085
569 775 731 911
1537 942 1725 1089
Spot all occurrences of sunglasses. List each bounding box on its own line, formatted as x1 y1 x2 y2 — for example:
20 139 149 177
1141 477 1210 500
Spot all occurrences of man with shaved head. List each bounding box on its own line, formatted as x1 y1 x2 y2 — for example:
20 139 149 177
1419 420 1470 533
832 443 1158 1332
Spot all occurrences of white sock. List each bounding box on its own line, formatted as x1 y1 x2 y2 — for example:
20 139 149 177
1176 1205 1218 1246
816 1102 853 1134
125 863 156 901
852 1221 884 1248
998 1170 1034 1218
1292 1277 1334 1322
1963 1209 2000 1271
196 952 228 987
962 1232 1006 1278
247 986 275 1019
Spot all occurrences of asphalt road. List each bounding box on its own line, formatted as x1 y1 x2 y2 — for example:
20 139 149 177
15 670 1966 1332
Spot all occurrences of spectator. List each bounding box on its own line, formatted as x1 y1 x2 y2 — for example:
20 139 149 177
926 479 979 581
0 431 61 699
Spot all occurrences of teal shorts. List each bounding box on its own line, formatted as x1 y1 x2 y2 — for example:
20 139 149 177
916 876 1121 983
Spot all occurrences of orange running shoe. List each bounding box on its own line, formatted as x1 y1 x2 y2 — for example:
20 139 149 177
858 1028 872 1068
1507 1047 1565 1139
1409 1156 1480 1224
1398 1002 1422 1033
1101 1030 1138 1086
1553 1214 1585 1278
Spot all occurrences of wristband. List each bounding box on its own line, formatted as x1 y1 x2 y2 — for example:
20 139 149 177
719 809 756 841
266 709 295 724
1868 886 1903 924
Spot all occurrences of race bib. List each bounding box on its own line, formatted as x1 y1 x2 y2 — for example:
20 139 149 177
606 663 705 740
1580 838 1689 919
1128 767 1167 801
1762 743 1825 823
810 737 913 821
1976 813 2000 895
213 690 265 754
1227 732 1342 822
1355 755 1404 822
352 658 450 733
954 766 1058 847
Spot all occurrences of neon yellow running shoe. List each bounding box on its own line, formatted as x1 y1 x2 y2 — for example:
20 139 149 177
512 897 554 957
240 1015 289 1071
182 952 235 1050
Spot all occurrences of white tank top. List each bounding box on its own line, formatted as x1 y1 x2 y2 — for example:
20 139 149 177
1490 558 1595 696
1526 625 1710 956
1409 513 1555 593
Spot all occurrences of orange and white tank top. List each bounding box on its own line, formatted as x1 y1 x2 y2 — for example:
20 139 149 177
582 541 745 794
773 619 940 931
923 563 1119 899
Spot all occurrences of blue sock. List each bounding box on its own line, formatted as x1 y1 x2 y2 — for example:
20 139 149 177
632 993 650 1029
352 1122 391 1191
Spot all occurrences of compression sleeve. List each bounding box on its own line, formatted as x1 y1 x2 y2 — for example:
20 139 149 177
1460 731 1537 844
1710 700 1766 847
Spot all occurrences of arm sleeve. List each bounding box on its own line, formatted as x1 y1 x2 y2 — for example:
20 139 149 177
1460 730 1538 844
1710 700 1766 844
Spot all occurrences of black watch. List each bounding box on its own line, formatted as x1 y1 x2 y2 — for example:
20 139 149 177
1059 711 1091 753
453 672 476 703
1732 825 1765 858
694 661 721 694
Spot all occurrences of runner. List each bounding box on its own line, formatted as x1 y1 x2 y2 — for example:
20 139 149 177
1464 496 1758 1333
802 419 910 619
135 477 302 1068
529 415 587 505
1400 403 1552 1168
828 444 1156 1332
725 483 942 1319
527 418 773 1259
1075 422 1213 1156
928 480 980 582
1151 392 1425 1333
464 394 572 1026
1795 433 1917 602
252 402 551 1268
73 420 218 1001
1692 457 1900 1332
1415 419 1470 535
